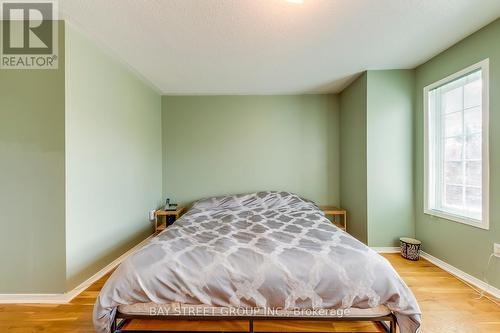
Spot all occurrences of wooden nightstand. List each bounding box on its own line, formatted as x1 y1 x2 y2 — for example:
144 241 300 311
154 207 186 232
319 205 347 231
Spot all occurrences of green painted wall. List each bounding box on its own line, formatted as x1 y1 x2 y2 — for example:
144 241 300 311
162 95 339 206
414 19 500 288
339 74 368 243
65 23 162 290
340 70 415 246
367 70 415 247
0 22 66 293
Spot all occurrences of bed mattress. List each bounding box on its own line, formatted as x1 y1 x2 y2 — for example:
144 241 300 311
118 302 392 319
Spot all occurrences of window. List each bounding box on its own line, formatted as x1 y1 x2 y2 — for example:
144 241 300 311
424 59 489 229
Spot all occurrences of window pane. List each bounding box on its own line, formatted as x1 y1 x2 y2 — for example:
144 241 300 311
427 65 485 224
465 133 481 160
464 107 482 135
445 185 463 207
445 161 463 184
444 137 463 161
442 86 463 114
464 79 482 109
444 111 463 137
466 161 481 186
465 187 482 212
467 70 481 82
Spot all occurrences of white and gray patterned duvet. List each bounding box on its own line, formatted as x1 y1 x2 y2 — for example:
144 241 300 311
93 191 421 333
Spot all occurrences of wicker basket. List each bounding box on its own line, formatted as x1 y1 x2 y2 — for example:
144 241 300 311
400 237 421 261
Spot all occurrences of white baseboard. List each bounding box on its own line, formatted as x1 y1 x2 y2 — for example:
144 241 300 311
0 234 155 304
372 247 400 253
420 251 500 300
374 247 500 299
0 293 69 304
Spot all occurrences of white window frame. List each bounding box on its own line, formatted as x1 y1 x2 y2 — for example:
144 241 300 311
423 59 490 230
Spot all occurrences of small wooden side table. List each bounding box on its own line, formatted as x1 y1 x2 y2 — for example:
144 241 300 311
154 207 186 232
319 205 347 231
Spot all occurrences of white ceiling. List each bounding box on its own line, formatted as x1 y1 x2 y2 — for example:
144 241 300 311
60 0 500 95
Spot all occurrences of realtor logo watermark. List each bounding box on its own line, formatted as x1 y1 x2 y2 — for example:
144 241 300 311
1 0 58 69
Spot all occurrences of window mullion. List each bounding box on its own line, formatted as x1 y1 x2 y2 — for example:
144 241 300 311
437 92 443 211
461 88 466 211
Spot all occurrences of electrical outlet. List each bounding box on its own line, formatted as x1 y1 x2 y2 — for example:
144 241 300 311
494 243 500 258
149 210 156 221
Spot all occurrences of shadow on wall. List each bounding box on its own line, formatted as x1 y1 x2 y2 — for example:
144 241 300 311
65 227 152 291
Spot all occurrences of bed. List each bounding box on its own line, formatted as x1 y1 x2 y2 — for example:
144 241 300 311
93 191 421 333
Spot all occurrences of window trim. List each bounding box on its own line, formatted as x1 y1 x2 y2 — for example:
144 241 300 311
423 59 490 230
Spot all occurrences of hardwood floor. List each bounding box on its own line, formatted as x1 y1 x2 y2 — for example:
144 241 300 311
0 254 499 332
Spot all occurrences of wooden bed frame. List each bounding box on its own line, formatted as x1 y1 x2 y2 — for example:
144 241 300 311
111 310 398 333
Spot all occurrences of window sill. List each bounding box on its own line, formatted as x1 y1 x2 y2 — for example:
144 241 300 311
424 209 489 230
